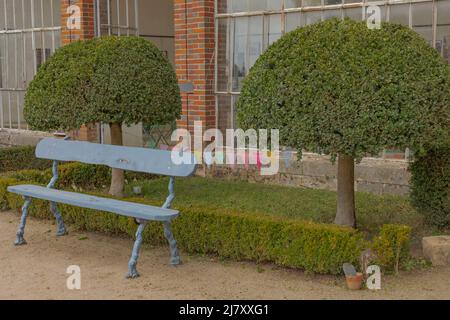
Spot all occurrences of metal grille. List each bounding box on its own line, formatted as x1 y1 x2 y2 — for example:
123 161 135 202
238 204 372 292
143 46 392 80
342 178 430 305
0 0 61 130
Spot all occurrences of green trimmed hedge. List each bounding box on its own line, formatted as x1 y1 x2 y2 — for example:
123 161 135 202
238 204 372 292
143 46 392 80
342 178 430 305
2 180 365 274
0 146 51 172
410 146 450 229
0 174 412 274
372 224 412 273
7 162 156 191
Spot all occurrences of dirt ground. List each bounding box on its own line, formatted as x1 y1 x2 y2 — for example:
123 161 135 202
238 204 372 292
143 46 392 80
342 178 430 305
0 211 449 300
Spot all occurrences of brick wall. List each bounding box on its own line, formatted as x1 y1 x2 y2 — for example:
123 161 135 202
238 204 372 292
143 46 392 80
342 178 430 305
174 0 216 138
61 0 96 44
60 0 98 142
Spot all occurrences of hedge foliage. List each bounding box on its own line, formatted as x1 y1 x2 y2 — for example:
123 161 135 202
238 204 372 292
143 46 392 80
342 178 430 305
0 146 51 172
0 172 412 274
6 162 156 191
372 224 412 273
24 36 181 131
410 144 450 229
237 19 450 161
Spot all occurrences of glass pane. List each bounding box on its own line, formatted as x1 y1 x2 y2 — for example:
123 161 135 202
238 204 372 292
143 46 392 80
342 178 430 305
304 0 322 6
217 18 229 92
248 0 269 11
304 11 322 25
232 17 248 91
412 2 433 44
437 0 450 62
285 0 302 8
232 16 263 91
0 36 4 89
266 0 283 11
268 14 282 46
286 12 302 32
389 4 410 26
325 0 343 4
437 0 450 25
232 95 239 129
231 0 248 13
323 9 342 21
217 95 232 133
343 7 363 21
34 0 43 28
22 0 32 29
2 0 14 29
248 16 263 69
217 0 230 14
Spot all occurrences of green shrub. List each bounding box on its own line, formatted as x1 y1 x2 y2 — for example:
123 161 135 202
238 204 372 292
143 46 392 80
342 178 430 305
7 162 155 191
24 36 181 196
372 224 412 273
0 178 21 210
237 18 450 227
410 145 450 229
1 176 366 274
0 146 51 172
25 36 181 131
237 19 449 160
0 176 415 274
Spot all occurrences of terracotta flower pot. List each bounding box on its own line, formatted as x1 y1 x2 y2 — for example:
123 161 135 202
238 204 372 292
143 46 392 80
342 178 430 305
346 273 364 290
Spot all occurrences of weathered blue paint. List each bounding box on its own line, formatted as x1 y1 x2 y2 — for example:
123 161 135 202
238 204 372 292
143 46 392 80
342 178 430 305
161 177 181 265
8 138 197 279
126 222 147 279
46 161 59 189
164 221 181 265
47 160 67 236
8 185 180 222
14 197 32 246
162 177 176 209
36 138 197 177
50 201 67 236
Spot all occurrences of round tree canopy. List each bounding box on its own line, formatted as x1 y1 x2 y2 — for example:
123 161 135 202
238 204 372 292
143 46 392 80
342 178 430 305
237 19 450 160
24 36 181 131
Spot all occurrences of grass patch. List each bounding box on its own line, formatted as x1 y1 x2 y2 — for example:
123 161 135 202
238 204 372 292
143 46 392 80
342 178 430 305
125 176 440 242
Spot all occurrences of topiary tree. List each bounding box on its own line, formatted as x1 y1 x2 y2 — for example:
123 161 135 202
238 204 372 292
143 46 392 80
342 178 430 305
24 36 181 197
237 19 450 228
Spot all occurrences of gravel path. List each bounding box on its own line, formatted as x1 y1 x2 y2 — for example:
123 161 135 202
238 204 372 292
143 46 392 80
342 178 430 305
0 211 449 300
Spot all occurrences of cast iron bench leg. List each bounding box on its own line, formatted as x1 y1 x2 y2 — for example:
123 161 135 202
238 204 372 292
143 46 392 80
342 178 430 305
126 222 147 279
163 221 181 266
50 202 67 236
14 197 32 246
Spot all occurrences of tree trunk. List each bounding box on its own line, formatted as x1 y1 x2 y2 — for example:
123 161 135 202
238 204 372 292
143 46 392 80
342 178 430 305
334 154 356 228
109 123 125 198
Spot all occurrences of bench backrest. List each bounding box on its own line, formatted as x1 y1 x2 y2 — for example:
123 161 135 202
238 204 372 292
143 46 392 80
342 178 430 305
36 138 197 177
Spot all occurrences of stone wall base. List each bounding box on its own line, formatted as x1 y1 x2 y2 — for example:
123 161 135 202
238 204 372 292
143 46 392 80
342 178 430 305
0 129 52 147
201 154 411 196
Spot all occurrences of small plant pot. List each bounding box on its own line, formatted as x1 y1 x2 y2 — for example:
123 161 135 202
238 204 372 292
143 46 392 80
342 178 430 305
345 273 364 290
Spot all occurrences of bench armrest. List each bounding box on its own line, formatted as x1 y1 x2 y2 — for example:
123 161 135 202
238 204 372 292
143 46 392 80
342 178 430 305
46 160 59 189
162 177 175 209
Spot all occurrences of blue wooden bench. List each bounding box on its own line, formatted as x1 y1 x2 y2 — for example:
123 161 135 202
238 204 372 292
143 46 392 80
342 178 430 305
7 138 197 279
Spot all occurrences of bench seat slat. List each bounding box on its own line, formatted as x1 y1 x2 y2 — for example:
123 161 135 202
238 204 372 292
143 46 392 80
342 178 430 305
8 185 179 222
